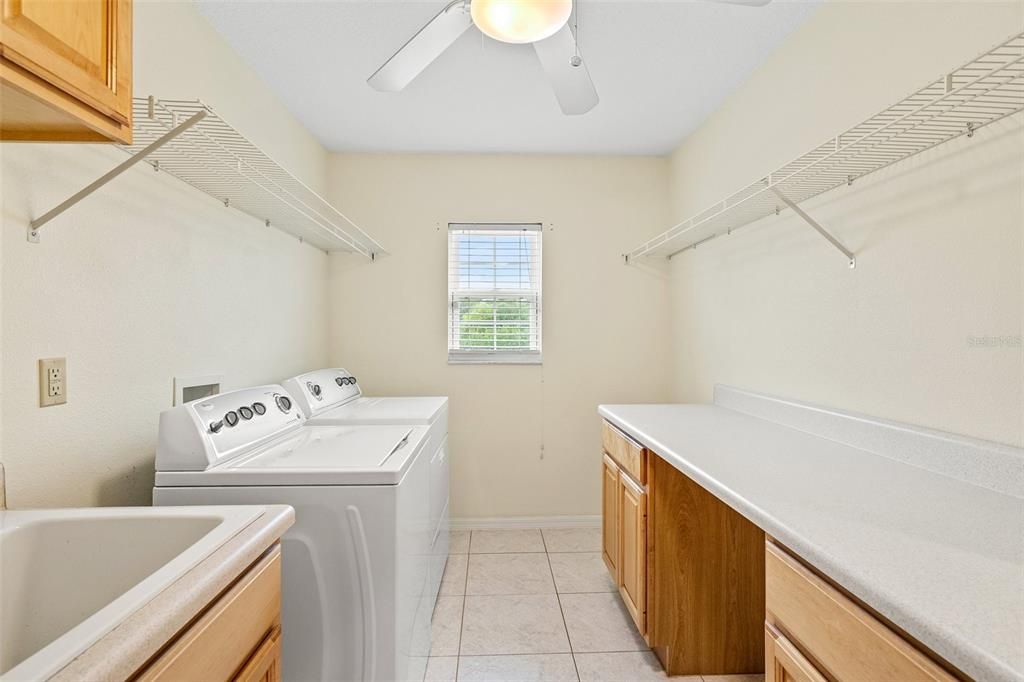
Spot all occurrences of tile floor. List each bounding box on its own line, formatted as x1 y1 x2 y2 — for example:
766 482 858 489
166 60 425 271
427 527 766 682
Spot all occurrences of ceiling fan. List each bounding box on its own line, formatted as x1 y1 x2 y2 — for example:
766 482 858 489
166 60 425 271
367 0 773 116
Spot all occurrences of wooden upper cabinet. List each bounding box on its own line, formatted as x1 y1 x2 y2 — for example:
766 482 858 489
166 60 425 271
0 0 132 142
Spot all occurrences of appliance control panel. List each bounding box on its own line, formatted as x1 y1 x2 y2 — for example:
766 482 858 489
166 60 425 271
156 385 304 471
282 368 362 418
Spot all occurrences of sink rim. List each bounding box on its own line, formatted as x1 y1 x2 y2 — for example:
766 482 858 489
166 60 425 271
0 505 264 681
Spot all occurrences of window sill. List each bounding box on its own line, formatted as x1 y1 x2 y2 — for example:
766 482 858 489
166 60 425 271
448 353 542 365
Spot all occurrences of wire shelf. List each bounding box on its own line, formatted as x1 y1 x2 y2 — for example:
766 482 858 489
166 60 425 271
626 31 1024 262
123 97 385 257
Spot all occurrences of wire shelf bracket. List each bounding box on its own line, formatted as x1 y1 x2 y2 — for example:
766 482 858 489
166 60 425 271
28 108 207 243
624 30 1024 267
28 96 387 258
769 186 856 269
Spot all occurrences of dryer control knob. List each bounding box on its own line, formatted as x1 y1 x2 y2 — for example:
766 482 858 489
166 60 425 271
209 420 224 434
275 394 292 413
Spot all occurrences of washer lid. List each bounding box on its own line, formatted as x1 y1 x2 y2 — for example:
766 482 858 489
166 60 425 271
234 425 414 469
308 396 448 426
155 425 429 486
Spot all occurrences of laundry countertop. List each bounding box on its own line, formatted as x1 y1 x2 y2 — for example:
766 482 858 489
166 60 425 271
599 395 1023 682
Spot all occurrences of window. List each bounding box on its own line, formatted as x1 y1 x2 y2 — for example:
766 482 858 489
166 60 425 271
448 223 542 364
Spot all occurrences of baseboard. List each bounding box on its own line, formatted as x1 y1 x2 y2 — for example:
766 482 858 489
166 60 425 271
450 515 600 530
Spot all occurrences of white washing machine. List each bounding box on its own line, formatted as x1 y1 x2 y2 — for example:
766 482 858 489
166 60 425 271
282 369 450 612
153 385 433 682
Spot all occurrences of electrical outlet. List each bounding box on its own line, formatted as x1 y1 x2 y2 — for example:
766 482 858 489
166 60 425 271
39 357 67 407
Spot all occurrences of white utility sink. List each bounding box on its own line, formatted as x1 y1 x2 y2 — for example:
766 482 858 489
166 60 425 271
0 505 264 680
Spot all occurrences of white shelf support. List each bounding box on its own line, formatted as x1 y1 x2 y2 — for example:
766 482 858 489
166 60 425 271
28 109 208 243
623 31 1024 265
769 187 856 269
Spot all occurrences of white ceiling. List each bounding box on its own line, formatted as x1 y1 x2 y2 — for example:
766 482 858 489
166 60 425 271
196 0 819 155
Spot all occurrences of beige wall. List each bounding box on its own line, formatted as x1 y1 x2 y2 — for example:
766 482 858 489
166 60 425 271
666 1 1023 446
326 154 672 519
0 2 331 507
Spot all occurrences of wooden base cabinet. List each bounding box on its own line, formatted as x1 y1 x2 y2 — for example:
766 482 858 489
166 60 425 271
601 423 649 638
765 541 956 682
1 0 132 142
136 545 283 682
600 420 764 676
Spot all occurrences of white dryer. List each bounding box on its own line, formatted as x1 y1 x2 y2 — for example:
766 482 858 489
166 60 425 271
153 385 433 682
282 369 450 609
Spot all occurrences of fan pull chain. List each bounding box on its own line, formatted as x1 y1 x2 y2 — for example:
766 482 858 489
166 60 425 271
571 0 582 67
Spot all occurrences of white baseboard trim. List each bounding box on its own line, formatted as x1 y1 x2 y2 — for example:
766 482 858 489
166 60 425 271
450 515 600 530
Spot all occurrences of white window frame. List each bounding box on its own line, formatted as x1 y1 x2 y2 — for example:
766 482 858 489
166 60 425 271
447 223 543 365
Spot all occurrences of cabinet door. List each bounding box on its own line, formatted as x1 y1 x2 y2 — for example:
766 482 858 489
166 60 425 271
618 472 647 635
1 0 131 123
235 626 282 682
601 454 619 580
765 624 827 682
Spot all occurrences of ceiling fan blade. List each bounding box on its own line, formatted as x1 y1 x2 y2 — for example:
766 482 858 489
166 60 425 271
368 0 473 92
532 24 599 116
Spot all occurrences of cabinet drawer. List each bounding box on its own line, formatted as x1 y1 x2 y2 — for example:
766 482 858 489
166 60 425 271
601 421 646 484
137 546 282 682
235 626 282 682
765 542 954 682
765 623 827 682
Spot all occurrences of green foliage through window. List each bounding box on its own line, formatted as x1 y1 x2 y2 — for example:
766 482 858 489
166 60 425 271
456 298 534 350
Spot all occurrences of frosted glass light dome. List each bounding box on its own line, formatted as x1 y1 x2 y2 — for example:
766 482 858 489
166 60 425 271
470 0 573 44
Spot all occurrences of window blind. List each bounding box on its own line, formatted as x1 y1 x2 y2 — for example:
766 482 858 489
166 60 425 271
448 223 542 363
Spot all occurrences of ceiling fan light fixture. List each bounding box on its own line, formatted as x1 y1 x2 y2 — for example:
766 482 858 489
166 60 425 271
470 0 573 44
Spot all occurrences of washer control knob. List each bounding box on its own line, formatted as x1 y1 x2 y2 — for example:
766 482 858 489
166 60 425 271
349 376 357 384
275 394 292 413
209 420 224 434
252 402 266 416
312 383 322 397
335 377 345 386
239 405 254 420
224 410 240 427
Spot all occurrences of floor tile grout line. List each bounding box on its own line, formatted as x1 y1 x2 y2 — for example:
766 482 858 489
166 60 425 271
441 647 652 658
462 585 618 593
437 528 625 681
544 539 582 682
450 532 473 679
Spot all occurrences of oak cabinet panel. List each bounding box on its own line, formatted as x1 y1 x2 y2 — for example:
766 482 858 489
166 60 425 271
765 624 827 682
235 627 282 682
764 541 955 682
601 454 620 580
618 472 647 635
601 421 646 484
